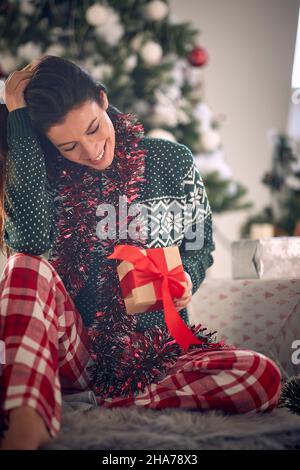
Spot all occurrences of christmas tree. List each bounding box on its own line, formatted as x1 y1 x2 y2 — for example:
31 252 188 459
241 132 300 237
0 0 251 213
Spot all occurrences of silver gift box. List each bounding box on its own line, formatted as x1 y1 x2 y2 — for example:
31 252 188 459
231 237 300 279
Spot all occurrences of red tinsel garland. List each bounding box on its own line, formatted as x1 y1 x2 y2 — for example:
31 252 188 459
47 109 228 400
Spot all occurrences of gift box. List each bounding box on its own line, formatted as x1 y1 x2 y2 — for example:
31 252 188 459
231 236 300 280
107 244 206 351
112 245 186 314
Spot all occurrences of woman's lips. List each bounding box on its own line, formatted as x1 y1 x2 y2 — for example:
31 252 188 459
93 141 108 165
95 144 106 161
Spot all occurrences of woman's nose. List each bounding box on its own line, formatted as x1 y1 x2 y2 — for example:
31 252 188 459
81 143 100 161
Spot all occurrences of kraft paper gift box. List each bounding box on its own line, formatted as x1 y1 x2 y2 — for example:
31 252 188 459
108 244 226 352
231 237 300 280
112 245 187 315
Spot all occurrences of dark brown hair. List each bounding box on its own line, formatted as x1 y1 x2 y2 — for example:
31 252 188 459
0 54 120 257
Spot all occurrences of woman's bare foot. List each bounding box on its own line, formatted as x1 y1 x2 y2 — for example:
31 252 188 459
0 406 52 450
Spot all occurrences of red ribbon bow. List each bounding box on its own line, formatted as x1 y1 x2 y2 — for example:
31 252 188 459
108 245 204 352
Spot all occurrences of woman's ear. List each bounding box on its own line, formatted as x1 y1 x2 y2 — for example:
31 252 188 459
99 89 109 111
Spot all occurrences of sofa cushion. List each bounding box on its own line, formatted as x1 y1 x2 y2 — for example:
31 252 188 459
188 278 300 379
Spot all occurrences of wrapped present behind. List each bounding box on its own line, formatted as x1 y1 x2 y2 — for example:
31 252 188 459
231 236 300 280
108 244 206 351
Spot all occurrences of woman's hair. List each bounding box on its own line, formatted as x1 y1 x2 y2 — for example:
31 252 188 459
0 54 120 258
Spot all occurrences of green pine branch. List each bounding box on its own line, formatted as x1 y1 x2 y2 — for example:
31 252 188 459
203 171 253 214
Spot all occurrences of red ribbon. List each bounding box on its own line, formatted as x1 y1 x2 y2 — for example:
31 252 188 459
107 245 204 352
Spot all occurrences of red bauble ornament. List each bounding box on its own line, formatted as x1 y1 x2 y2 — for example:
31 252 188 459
187 46 209 67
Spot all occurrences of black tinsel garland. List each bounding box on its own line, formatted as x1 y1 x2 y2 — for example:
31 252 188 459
87 320 225 399
279 375 300 415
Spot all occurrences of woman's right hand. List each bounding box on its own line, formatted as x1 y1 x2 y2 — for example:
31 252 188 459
2 69 34 113
2 59 42 112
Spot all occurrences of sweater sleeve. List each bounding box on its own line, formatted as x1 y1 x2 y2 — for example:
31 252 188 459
3 107 58 255
179 149 216 295
134 140 215 334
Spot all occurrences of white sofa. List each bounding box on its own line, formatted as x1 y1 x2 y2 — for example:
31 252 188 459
188 277 300 380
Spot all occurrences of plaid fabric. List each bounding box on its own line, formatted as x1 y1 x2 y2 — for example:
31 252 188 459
96 348 282 413
0 254 282 440
0 253 92 438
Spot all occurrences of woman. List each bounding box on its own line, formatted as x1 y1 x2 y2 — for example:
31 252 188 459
0 55 281 450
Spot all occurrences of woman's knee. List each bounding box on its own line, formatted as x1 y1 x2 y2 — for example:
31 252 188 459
256 352 282 410
236 349 282 412
2 253 56 284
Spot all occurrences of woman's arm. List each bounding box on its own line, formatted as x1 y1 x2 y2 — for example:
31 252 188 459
4 107 58 255
179 150 216 295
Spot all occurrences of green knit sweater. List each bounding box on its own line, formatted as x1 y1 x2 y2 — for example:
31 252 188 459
4 107 216 333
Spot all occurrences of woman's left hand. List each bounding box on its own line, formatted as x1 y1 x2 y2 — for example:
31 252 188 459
173 271 193 311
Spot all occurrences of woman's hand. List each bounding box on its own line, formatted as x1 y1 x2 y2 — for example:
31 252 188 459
174 271 193 311
2 59 40 112
2 69 33 112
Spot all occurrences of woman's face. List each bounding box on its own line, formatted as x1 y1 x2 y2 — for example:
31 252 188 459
46 90 115 171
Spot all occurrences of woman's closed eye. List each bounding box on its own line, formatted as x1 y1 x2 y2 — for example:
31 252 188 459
64 124 100 152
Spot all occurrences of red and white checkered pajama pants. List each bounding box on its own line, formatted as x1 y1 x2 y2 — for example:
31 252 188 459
0 253 282 439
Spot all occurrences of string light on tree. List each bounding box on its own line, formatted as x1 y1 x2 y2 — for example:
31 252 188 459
85 4 109 26
140 41 163 66
143 0 169 22
201 129 222 153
